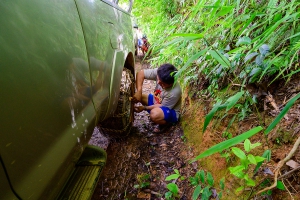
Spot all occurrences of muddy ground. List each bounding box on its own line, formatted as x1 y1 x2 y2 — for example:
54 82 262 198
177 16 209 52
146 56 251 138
89 54 300 200
89 56 196 199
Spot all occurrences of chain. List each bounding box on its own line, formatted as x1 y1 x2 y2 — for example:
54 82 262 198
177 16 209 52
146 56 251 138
99 68 134 135
113 111 128 117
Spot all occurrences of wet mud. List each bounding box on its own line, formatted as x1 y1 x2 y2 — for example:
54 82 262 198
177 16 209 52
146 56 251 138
89 56 196 199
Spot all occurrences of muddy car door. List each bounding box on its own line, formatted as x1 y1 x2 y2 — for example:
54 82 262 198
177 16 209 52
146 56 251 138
0 0 104 199
76 0 135 137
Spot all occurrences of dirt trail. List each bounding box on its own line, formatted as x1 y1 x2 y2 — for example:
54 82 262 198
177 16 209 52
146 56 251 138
89 56 197 199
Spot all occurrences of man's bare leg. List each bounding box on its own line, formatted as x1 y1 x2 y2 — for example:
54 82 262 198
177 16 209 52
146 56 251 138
149 107 166 125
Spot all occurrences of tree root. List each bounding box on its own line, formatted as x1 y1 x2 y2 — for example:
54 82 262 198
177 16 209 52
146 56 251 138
256 135 300 195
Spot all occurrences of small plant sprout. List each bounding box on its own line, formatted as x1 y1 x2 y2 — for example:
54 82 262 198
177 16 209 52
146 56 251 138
229 139 266 192
164 169 183 200
189 170 225 200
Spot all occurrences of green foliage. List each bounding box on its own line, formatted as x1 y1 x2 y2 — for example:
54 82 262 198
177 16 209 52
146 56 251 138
190 170 224 200
165 169 181 181
192 126 263 162
276 180 286 190
228 139 267 192
253 149 271 173
203 91 244 132
164 169 183 199
133 0 300 197
264 93 300 135
133 0 300 114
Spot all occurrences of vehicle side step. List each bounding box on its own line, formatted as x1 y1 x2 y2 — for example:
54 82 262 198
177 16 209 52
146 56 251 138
58 145 106 200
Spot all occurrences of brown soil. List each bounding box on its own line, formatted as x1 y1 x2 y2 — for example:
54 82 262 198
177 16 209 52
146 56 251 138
89 55 300 200
90 56 200 199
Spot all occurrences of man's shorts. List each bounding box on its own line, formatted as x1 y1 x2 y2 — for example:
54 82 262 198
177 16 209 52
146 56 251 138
148 94 178 123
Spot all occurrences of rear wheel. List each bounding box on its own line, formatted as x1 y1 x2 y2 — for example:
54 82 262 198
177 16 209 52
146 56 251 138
99 68 134 138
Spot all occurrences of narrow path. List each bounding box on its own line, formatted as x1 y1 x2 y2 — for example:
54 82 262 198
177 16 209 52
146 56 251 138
90 56 196 199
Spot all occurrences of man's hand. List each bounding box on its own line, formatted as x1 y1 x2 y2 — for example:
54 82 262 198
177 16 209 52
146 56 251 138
131 91 142 103
134 105 145 113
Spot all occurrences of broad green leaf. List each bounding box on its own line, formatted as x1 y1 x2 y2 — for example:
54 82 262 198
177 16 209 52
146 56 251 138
200 170 205 183
192 185 201 200
165 173 180 181
232 147 247 160
250 142 261 150
165 191 172 199
203 102 227 133
229 165 245 174
276 181 285 190
207 172 214 186
247 154 257 164
255 55 263 66
220 178 225 190
192 126 263 162
202 186 212 200
174 169 180 175
236 186 244 193
254 156 266 163
226 91 245 111
236 36 251 46
249 67 262 77
218 191 223 199
190 177 199 186
167 183 179 194
246 178 256 186
254 150 271 173
244 52 259 62
259 44 270 56
234 171 245 179
209 50 231 68
249 67 262 83
241 159 250 169
244 139 251 152
265 93 300 135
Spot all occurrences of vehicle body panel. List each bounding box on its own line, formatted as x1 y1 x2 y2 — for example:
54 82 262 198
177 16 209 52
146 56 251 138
0 0 135 199
75 0 135 119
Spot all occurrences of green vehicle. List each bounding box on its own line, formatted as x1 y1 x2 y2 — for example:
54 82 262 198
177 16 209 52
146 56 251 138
0 0 135 199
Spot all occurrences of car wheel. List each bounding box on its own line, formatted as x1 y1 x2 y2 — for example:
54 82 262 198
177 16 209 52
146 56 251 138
99 68 134 138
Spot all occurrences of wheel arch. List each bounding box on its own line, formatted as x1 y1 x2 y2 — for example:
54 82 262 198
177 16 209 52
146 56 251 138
124 51 135 77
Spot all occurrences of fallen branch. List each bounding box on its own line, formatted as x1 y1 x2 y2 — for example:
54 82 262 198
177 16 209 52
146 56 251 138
278 165 300 179
256 136 300 195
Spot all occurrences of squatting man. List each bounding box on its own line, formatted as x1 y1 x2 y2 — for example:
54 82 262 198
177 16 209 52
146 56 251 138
131 63 182 133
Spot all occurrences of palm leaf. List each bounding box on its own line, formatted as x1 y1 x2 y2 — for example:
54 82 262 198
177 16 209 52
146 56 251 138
209 50 231 68
192 126 263 162
203 102 227 133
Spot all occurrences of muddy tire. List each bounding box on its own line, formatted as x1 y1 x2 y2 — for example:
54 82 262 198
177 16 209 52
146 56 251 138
99 68 134 138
